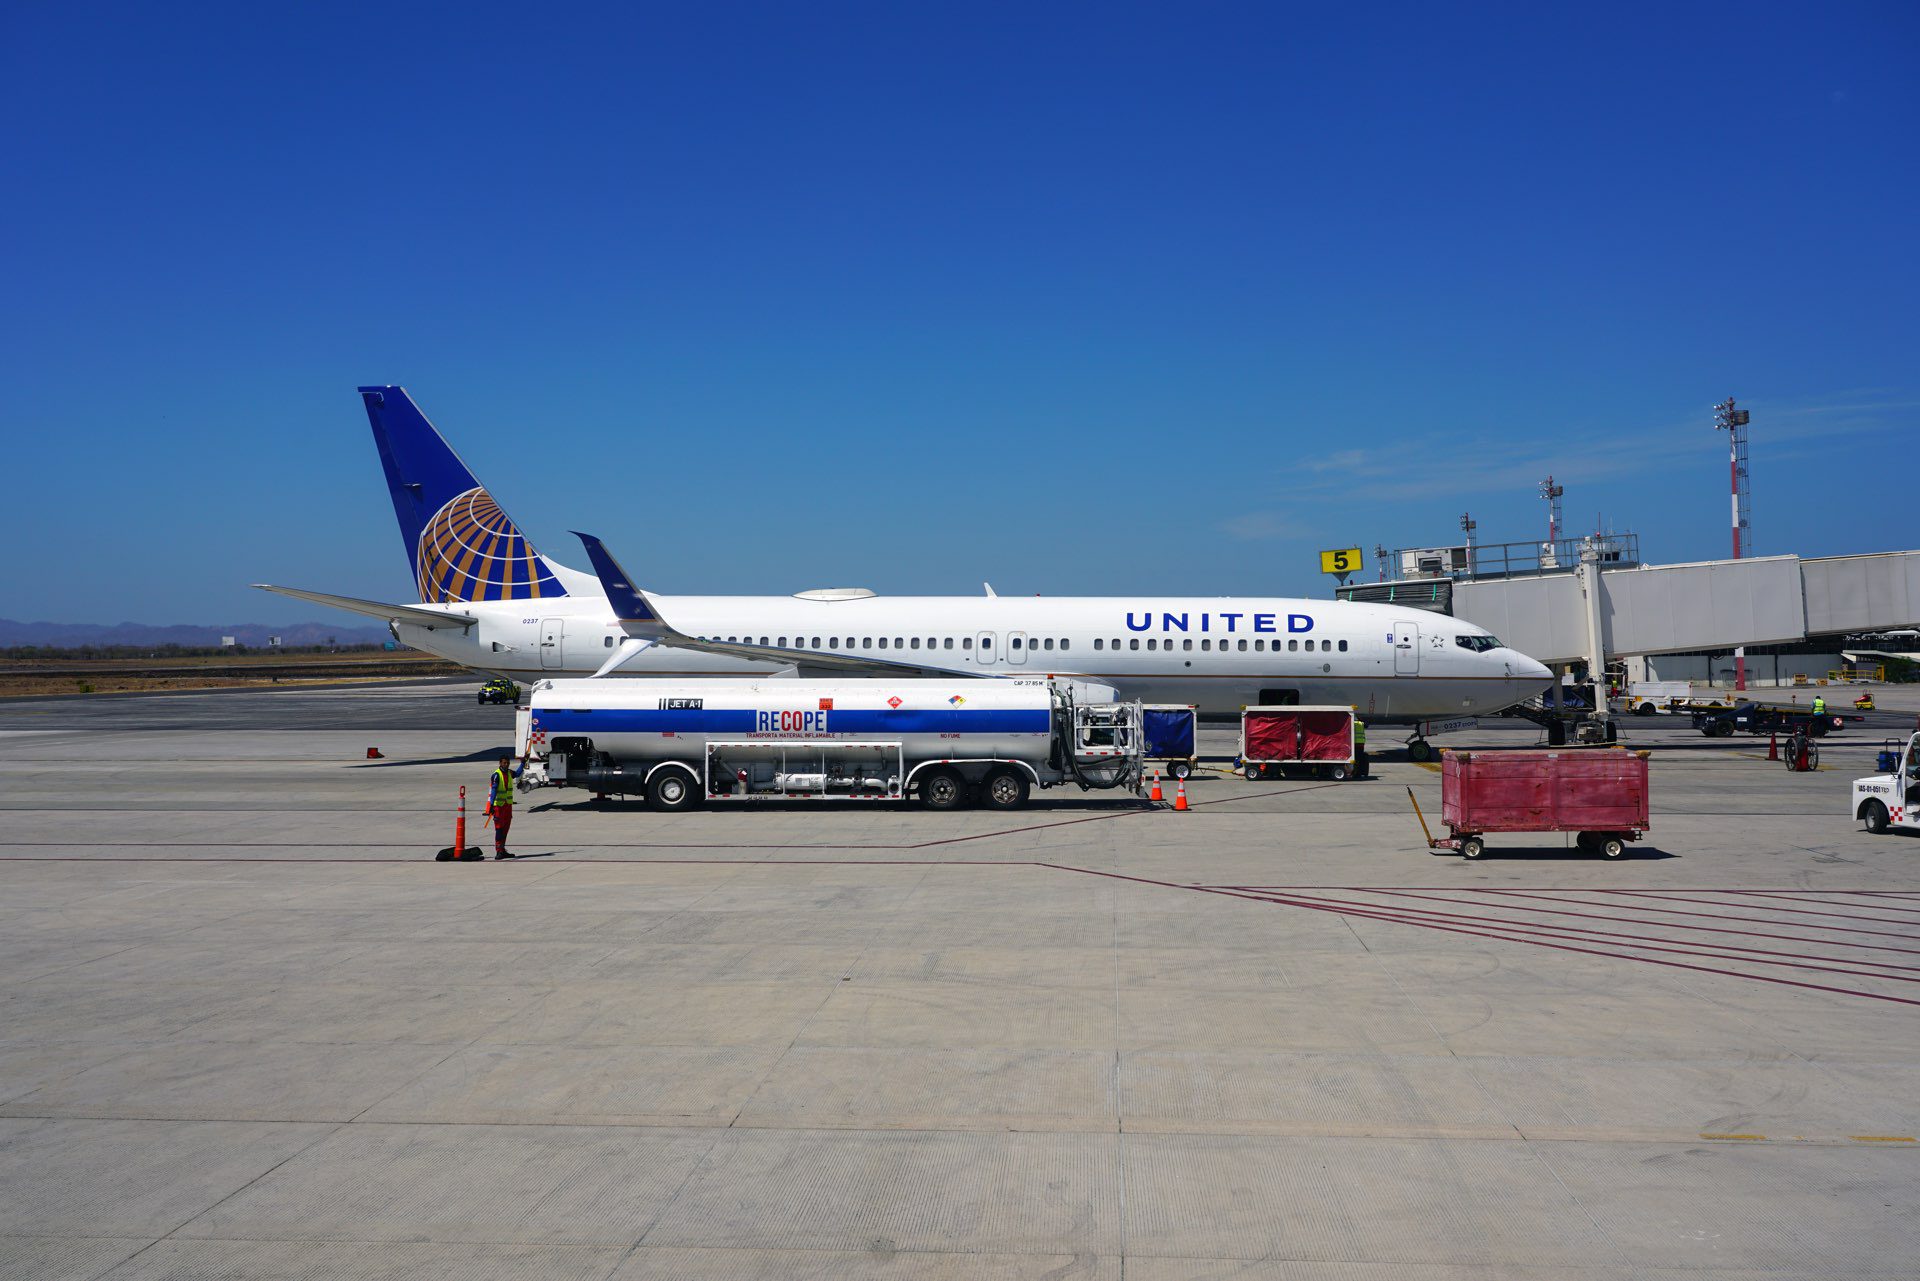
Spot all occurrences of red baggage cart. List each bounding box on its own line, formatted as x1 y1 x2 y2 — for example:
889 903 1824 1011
1239 705 1356 781
1411 747 1651 859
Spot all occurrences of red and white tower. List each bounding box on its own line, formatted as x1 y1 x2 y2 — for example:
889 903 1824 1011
1714 398 1753 688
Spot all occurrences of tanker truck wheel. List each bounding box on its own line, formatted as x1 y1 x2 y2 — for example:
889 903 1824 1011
980 768 1030 811
646 765 700 813
918 768 967 811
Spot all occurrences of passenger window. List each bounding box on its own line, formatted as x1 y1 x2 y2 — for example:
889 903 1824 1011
963 638 973 650
1129 639 1140 651
895 637 904 648
1253 640 1263 652
777 637 787 648
1094 639 1104 651
878 637 888 649
910 638 921 649
1145 639 1155 651
863 638 872 649
604 636 613 648
1338 639 1348 652
944 638 953 650
1182 639 1192 651
829 637 839 648
1288 639 1298 652
1012 637 1022 650
981 637 992 649
760 636 769 646
1060 639 1070 651
1044 638 1054 651
1238 639 1248 652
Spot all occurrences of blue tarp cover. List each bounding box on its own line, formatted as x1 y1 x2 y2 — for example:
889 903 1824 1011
1143 707 1196 759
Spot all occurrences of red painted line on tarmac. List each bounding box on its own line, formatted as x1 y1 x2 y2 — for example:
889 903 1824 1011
1228 889 1920 981
1033 864 1920 1008
1473 889 1920 941
1593 889 1920 928
1349 889 1920 956
1707 890 1920 918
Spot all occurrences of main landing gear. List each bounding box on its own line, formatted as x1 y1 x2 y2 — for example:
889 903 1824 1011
1405 736 1435 763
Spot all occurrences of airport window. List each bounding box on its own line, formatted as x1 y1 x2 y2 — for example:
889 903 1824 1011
1094 639 1104 651
1129 638 1140 651
1338 639 1348 652
1237 639 1248 652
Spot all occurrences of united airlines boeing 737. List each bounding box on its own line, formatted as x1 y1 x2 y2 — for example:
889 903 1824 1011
257 387 1552 729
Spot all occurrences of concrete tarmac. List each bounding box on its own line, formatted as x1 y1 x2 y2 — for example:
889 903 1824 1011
3 680 1918 1278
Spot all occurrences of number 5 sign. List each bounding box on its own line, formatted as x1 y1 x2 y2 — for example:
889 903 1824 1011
1319 547 1364 578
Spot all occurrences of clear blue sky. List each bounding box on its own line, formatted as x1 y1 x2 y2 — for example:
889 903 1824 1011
4 2 1914 622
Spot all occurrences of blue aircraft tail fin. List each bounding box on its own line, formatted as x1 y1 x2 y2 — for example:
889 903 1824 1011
358 386 568 603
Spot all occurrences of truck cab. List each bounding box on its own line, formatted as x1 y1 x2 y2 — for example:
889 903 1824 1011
1854 733 1920 834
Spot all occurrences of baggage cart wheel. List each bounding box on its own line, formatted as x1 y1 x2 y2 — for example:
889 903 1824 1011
1863 801 1891 835
1243 763 1263 781
980 767 1030 811
1459 836 1485 860
1599 836 1627 860
1407 739 1434 762
646 765 700 813
1575 831 1596 850
1169 761 1192 780
918 768 967 811
1329 763 1349 781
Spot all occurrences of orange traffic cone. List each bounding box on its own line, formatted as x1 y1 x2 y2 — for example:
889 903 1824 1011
1173 777 1188 812
1149 770 1163 802
436 785 482 861
1767 732 1778 761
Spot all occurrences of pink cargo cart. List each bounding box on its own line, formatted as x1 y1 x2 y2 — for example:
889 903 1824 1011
1238 705 1357 781
1408 747 1651 860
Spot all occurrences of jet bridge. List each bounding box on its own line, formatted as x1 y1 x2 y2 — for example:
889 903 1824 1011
1445 549 1920 665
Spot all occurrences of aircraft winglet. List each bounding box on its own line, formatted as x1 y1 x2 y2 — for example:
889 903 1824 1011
571 532 661 624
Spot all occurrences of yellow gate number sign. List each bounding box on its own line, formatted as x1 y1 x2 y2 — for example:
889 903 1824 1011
1320 547 1363 576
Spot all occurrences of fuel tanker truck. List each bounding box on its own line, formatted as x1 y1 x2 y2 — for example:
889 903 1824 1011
515 677 1143 811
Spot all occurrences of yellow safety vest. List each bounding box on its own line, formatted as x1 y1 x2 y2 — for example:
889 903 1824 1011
1353 721 1366 747
1811 698 1826 715
491 767 515 807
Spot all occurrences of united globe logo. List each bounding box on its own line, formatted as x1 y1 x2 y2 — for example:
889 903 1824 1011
415 487 565 602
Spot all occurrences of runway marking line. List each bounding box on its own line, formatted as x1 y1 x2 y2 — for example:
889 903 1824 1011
1700 1133 1765 1141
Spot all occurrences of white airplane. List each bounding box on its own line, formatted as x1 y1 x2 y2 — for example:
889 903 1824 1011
257 387 1552 735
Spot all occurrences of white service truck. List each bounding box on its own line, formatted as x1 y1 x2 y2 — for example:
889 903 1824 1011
1854 732 1920 835
516 677 1142 811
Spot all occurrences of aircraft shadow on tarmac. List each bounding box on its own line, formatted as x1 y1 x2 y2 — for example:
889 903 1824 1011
351 749 512 768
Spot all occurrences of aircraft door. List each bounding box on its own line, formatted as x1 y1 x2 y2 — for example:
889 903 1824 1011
1392 622 1419 675
1007 630 1029 665
540 618 565 670
975 632 996 666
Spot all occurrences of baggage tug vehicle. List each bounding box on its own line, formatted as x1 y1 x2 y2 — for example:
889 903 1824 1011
1854 732 1920 835
517 677 1143 810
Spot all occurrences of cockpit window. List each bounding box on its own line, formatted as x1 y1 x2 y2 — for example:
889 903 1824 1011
1455 634 1501 653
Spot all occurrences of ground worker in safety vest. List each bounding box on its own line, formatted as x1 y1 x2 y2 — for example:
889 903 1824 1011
1811 694 1827 718
1353 719 1368 778
486 754 519 859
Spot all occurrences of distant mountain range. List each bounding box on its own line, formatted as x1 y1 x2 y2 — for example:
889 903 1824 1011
0 619 394 648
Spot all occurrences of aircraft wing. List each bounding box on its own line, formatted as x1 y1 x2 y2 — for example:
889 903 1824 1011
571 531 990 680
251 584 479 631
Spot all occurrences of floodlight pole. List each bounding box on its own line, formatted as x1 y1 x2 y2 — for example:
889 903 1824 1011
1714 398 1752 690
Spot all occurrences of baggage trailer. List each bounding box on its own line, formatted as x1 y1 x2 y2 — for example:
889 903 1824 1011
1413 747 1651 859
517 676 1143 811
1141 704 1198 779
1238 705 1357 781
